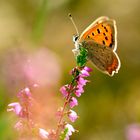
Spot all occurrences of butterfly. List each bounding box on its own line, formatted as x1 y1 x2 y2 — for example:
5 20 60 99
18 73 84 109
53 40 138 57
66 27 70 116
69 14 121 76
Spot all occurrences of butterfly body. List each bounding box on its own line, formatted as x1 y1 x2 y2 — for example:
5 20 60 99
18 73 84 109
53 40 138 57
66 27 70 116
72 16 121 76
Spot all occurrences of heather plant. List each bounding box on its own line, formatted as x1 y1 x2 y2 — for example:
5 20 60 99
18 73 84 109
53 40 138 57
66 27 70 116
7 46 92 140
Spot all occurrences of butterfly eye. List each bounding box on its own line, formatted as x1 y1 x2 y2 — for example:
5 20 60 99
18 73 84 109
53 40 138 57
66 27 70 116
73 35 79 43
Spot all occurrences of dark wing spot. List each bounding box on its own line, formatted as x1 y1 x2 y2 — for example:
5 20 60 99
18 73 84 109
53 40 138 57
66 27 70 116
105 36 108 40
101 24 104 27
97 28 100 34
102 40 105 45
104 26 108 32
92 32 94 36
87 35 90 38
109 43 113 47
103 33 106 36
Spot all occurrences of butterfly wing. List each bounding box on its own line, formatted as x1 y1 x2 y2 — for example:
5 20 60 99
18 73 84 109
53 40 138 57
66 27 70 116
82 40 120 76
79 16 117 51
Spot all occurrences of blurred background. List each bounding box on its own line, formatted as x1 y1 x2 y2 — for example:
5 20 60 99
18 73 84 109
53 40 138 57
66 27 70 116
0 0 140 139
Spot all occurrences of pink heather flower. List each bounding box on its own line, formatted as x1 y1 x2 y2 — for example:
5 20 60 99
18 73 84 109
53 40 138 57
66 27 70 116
81 69 90 77
126 124 140 140
65 124 75 140
69 97 78 108
39 128 49 139
75 85 84 97
24 87 31 96
60 85 69 97
7 102 22 116
14 121 23 131
18 87 32 98
68 110 78 122
78 77 88 86
84 66 92 72
33 83 39 87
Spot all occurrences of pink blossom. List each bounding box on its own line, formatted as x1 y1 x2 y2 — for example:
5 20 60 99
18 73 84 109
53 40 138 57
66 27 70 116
24 87 31 96
78 77 88 86
80 66 92 77
69 97 78 108
84 66 92 72
126 124 140 140
75 85 84 97
18 87 32 98
14 121 23 131
60 85 69 97
81 69 90 77
39 128 49 139
68 110 78 122
7 102 22 116
65 124 75 140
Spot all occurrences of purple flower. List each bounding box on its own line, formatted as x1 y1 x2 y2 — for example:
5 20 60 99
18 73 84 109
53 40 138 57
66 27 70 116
126 124 140 140
80 66 92 77
68 110 78 122
7 102 22 116
75 85 84 97
24 87 32 96
14 121 23 131
81 69 90 77
84 66 92 72
77 77 88 86
69 97 78 108
60 85 69 97
17 87 32 98
65 124 75 140
39 128 49 139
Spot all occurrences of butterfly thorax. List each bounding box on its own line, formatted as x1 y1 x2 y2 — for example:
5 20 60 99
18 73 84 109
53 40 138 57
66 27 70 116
72 34 81 56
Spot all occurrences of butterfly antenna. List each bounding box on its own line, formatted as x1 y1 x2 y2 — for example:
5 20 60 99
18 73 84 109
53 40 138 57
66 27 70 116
68 13 79 35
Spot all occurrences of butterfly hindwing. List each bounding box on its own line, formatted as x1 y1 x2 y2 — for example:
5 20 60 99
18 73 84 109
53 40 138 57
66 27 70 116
79 16 117 51
82 40 120 76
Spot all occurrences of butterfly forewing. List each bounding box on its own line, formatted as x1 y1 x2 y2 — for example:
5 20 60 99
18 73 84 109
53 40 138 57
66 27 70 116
79 17 117 51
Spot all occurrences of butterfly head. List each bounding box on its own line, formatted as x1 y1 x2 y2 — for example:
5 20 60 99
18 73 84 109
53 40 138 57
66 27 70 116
73 34 79 43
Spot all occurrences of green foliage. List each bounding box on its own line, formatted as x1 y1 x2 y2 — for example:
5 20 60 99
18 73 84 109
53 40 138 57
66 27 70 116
32 0 48 43
60 128 68 140
76 47 88 67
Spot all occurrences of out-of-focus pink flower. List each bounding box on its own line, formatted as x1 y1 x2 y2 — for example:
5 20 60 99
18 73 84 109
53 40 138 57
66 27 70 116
7 102 22 116
69 97 78 108
39 128 49 139
126 124 140 140
65 124 75 140
56 107 63 117
68 110 78 122
60 85 69 97
14 121 23 131
23 48 61 86
17 87 32 98
24 87 31 96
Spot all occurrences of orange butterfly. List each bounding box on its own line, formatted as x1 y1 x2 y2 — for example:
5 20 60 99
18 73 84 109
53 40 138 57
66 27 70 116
69 14 121 76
